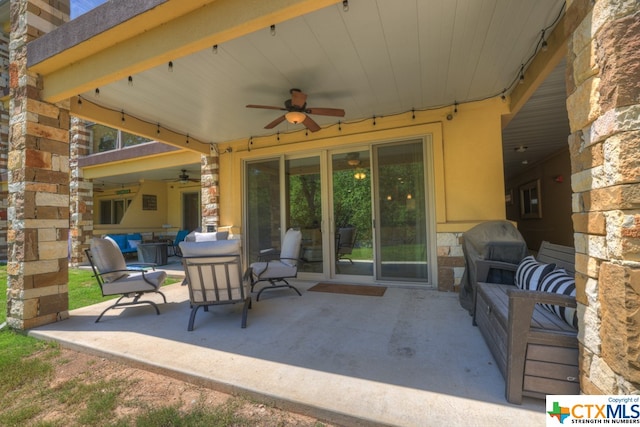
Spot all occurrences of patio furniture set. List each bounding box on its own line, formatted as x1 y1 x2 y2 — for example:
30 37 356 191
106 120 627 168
85 229 303 331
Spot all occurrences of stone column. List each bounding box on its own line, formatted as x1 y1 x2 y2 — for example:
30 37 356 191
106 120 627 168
0 28 9 261
567 0 640 393
69 117 93 266
7 1 71 329
201 154 220 230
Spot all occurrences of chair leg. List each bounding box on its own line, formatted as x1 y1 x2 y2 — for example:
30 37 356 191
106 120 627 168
255 279 302 301
241 297 251 328
95 299 160 323
187 305 202 331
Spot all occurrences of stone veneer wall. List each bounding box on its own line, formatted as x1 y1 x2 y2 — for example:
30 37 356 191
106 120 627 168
0 30 8 261
69 117 93 266
566 0 640 393
437 232 465 292
6 0 71 329
201 154 220 230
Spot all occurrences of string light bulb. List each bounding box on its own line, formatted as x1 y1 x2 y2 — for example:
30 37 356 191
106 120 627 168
343 0 349 12
519 65 525 84
270 25 276 36
94 88 100 97
128 76 133 86
168 61 174 72
212 44 218 54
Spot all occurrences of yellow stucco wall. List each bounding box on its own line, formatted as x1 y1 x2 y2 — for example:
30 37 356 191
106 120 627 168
217 97 508 235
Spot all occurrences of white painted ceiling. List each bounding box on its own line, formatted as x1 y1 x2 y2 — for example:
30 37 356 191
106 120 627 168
40 1 573 184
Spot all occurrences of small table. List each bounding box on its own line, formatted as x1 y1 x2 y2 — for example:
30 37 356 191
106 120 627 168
137 242 168 266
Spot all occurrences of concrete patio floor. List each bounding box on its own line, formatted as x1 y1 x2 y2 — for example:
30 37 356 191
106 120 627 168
30 260 547 426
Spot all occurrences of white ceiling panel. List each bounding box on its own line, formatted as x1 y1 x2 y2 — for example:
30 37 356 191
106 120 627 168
73 0 568 184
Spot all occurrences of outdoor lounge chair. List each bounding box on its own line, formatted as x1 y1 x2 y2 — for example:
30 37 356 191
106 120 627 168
179 239 251 330
248 228 302 301
85 237 167 323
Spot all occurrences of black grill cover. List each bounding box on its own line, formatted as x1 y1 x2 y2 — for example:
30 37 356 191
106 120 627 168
459 220 528 314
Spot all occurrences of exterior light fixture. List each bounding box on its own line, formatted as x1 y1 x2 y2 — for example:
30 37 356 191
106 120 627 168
285 111 306 124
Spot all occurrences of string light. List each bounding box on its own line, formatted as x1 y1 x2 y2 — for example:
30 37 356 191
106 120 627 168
411 108 415 119
77 97 82 107
501 89 507 102
270 25 276 36
94 88 100 97
121 110 125 122
519 65 525 84
343 0 349 12
212 45 218 54
157 123 160 135
372 115 376 126
168 61 174 72
128 76 133 86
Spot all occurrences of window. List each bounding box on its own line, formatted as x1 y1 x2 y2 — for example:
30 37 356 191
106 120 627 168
87 123 153 154
99 198 131 224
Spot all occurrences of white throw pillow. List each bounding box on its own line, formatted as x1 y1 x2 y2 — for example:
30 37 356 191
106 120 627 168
194 232 218 242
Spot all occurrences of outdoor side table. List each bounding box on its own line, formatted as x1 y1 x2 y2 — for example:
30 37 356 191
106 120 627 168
137 242 168 266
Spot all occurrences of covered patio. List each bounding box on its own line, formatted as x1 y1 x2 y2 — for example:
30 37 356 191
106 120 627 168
30 262 545 426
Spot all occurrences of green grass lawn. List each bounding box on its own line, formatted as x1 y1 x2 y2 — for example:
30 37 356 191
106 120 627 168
0 266 304 426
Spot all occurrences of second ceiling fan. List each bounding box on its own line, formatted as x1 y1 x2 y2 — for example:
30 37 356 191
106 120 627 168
246 88 345 132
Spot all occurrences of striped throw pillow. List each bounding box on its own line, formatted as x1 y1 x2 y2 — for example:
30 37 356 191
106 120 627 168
514 255 555 291
538 269 578 329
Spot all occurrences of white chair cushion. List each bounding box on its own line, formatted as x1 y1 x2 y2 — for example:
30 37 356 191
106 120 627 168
90 238 128 282
101 270 167 296
193 231 230 242
280 229 302 267
250 260 297 279
179 240 241 257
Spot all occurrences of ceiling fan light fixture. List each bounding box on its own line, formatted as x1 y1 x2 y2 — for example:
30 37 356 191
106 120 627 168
285 111 306 124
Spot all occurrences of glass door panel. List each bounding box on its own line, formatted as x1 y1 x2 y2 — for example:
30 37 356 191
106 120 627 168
286 156 323 273
332 151 373 277
246 159 281 264
374 141 428 281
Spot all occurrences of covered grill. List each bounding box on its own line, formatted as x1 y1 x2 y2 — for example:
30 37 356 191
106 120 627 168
458 220 528 315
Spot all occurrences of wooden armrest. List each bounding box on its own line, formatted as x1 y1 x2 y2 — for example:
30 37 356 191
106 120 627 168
507 288 576 308
476 259 518 283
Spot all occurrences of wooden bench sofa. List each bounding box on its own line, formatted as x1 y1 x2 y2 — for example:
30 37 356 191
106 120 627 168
473 241 579 404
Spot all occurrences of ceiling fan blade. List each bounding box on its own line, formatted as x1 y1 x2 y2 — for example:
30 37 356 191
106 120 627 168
303 115 321 132
265 115 286 129
290 89 307 108
246 104 287 111
306 107 345 117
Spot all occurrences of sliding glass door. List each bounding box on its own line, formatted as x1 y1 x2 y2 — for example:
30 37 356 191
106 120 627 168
245 138 432 284
373 140 429 281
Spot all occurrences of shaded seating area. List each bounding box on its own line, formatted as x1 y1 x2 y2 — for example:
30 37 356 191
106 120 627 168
85 237 167 323
248 228 303 301
179 239 251 331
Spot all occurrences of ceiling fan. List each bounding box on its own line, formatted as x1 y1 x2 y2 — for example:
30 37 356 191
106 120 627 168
246 88 345 132
168 169 199 183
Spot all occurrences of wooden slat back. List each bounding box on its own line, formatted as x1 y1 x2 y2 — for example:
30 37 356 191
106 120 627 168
536 241 575 274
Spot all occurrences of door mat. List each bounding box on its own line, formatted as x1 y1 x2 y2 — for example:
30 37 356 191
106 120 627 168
308 283 387 297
